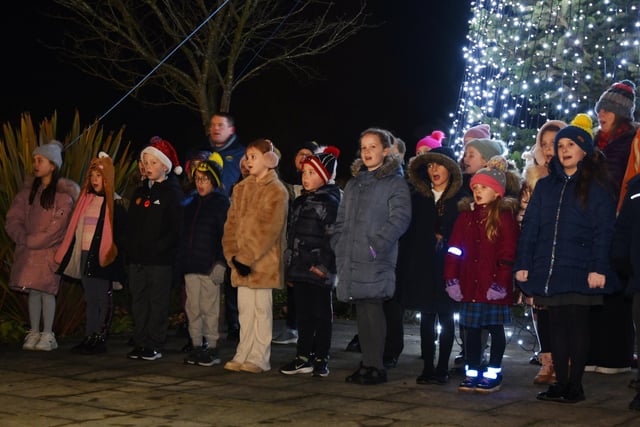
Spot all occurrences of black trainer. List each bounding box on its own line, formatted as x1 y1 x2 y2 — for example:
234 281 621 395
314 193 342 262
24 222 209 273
280 356 313 375
312 357 330 377
140 347 162 361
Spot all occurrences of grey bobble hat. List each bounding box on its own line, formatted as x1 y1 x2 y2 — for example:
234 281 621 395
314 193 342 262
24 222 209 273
465 138 505 162
33 140 64 169
594 80 636 121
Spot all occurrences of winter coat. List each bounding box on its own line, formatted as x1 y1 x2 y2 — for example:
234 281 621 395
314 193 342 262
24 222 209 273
611 174 640 294
444 198 519 305
177 190 230 275
285 183 341 288
331 156 411 302
222 169 288 289
55 195 127 282
124 175 184 265
5 176 80 295
396 152 465 312
515 158 620 297
595 124 636 199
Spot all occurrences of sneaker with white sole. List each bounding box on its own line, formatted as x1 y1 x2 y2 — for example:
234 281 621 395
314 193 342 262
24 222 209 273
23 331 41 351
280 356 313 375
35 332 58 351
272 328 298 345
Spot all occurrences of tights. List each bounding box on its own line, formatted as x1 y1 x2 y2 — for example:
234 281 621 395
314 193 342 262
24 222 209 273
465 324 506 369
28 290 56 333
548 304 590 388
420 311 455 375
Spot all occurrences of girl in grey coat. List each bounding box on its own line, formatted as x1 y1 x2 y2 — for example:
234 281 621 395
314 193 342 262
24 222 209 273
332 128 411 385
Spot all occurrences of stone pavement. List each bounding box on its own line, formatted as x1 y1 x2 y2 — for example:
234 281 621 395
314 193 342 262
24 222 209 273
1 317 639 426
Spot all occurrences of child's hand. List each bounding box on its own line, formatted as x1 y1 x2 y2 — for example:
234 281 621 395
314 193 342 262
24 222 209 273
486 283 507 300
445 278 463 302
587 272 606 289
309 265 327 279
515 270 528 282
210 262 227 285
232 257 251 277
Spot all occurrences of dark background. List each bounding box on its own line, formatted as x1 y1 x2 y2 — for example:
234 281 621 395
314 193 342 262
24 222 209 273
0 1 470 182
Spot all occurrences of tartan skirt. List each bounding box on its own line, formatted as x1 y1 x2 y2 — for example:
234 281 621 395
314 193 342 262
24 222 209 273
459 302 512 328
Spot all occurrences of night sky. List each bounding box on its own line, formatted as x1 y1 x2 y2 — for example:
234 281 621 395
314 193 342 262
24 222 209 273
0 1 470 182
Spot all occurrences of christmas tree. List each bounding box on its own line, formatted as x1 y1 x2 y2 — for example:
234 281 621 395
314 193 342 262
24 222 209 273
451 0 640 164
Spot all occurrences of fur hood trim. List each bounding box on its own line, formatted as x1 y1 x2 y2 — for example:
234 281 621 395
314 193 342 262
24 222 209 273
350 155 403 179
406 151 462 199
22 176 80 202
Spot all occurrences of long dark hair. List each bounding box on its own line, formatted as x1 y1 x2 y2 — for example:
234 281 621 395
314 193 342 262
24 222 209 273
28 167 61 210
574 149 613 210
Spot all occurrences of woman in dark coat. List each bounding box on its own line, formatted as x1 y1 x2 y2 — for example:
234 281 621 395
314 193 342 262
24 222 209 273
396 146 465 385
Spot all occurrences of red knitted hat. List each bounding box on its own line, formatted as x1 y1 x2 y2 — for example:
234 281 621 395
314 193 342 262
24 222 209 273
303 146 340 184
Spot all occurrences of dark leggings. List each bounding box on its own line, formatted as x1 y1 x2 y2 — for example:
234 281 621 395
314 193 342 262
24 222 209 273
548 304 590 387
535 307 552 352
464 324 506 370
420 311 455 375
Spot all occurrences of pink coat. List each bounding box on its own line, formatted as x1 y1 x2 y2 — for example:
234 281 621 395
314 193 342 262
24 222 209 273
5 177 79 295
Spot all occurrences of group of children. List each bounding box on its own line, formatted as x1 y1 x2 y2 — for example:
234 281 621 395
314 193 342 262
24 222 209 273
5 80 640 407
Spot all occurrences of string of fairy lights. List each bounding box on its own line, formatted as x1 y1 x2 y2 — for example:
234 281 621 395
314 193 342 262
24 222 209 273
449 0 640 155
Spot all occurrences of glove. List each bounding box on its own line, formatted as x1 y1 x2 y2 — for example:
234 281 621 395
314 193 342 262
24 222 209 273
445 278 463 302
210 262 227 285
232 257 251 277
487 283 507 300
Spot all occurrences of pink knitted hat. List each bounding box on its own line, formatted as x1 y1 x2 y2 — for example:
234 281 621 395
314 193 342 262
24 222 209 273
415 130 445 154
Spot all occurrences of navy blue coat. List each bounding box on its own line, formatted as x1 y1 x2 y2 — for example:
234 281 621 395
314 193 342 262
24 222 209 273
515 158 620 296
612 174 640 293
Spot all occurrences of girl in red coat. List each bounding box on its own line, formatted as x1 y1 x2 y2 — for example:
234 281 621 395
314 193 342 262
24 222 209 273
444 156 519 393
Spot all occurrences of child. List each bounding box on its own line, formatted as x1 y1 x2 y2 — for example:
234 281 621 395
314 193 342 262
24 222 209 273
515 114 620 403
55 152 127 354
125 136 185 361
415 130 445 156
279 146 342 377
222 138 289 373
611 173 640 410
332 128 411 385
177 152 230 367
397 145 466 385
444 155 519 393
5 140 80 351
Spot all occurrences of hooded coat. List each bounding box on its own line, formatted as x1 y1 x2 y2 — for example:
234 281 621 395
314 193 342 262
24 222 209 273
515 157 621 297
222 168 288 289
331 155 411 302
6 176 80 295
396 151 465 312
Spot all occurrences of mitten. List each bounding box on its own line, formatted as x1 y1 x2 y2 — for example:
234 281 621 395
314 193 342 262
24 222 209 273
445 278 463 302
486 283 507 300
232 257 251 277
210 261 227 285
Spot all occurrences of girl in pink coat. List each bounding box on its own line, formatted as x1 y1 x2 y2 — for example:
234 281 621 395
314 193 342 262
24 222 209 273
5 140 79 351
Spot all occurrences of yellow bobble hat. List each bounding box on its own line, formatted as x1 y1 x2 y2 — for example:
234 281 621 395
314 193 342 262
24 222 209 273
195 152 224 187
553 113 594 154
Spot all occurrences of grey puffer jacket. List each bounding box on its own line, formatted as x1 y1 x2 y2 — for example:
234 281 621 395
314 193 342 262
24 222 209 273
331 156 411 302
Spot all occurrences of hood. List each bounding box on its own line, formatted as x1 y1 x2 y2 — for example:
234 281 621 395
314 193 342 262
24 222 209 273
350 155 404 180
406 151 462 200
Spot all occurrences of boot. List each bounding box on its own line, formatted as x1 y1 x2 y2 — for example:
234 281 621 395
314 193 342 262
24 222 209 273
533 352 555 385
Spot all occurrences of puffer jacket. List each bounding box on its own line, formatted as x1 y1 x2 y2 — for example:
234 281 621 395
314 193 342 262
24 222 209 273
5 176 80 295
611 173 640 293
285 183 341 287
515 157 620 296
222 169 288 289
331 156 411 302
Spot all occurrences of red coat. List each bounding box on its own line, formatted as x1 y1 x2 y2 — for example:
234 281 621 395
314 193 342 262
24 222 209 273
444 199 519 305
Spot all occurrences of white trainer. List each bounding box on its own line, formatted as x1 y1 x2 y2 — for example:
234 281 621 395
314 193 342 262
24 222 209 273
35 332 58 351
23 331 41 350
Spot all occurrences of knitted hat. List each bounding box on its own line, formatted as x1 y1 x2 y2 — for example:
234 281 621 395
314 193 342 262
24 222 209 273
33 140 64 169
463 124 491 145
185 149 212 177
554 113 594 154
303 146 340 184
195 152 224 188
470 155 508 197
594 79 637 121
465 138 505 162
141 136 183 175
416 130 445 154
532 120 567 165
299 140 320 153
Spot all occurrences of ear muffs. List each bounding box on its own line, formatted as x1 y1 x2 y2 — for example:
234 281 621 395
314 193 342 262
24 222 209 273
263 140 280 168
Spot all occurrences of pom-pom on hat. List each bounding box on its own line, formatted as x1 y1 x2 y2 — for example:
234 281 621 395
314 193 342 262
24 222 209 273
594 79 637 121
470 155 508 197
195 152 224 188
33 139 64 169
416 130 445 154
463 124 491 145
554 113 594 154
141 136 183 175
465 138 505 162
303 146 340 184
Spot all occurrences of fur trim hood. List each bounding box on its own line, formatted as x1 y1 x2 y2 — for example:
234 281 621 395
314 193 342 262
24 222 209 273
21 175 80 202
406 151 462 199
350 155 404 180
